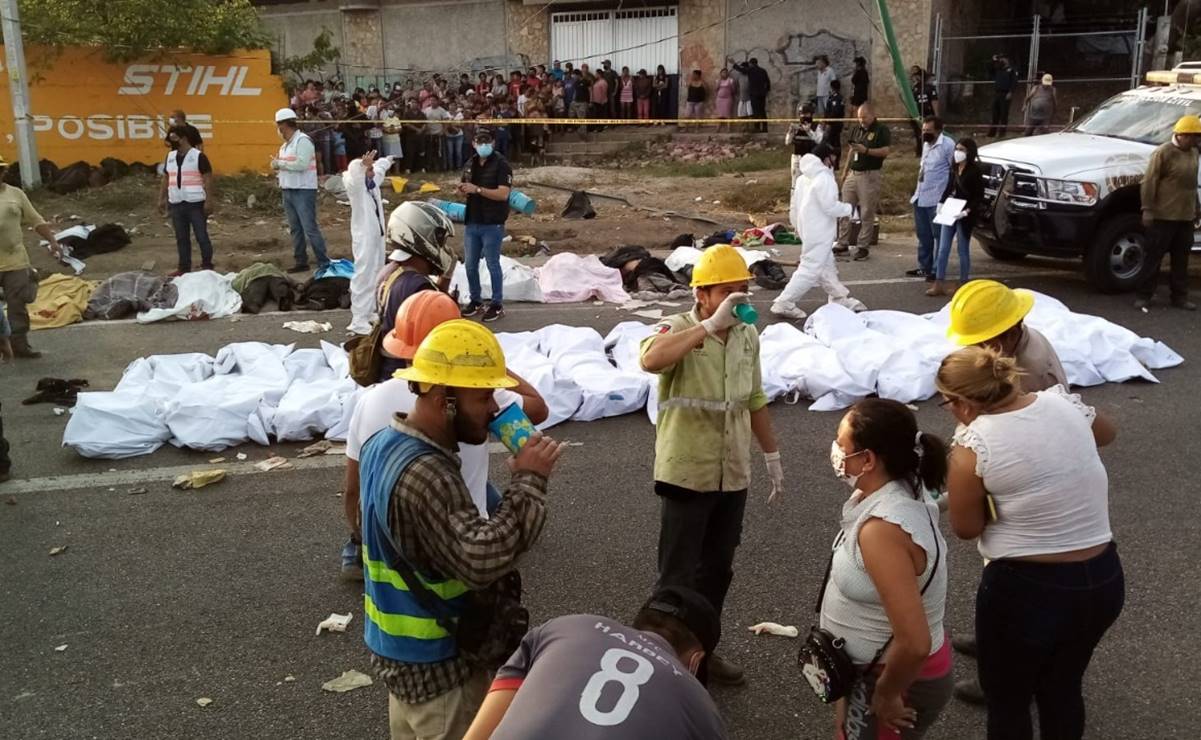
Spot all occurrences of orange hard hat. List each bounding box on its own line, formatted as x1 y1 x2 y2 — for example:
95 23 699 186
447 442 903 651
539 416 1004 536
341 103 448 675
382 290 462 360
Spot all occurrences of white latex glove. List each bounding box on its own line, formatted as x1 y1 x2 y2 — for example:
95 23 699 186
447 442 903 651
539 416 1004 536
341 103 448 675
700 291 750 336
764 450 784 503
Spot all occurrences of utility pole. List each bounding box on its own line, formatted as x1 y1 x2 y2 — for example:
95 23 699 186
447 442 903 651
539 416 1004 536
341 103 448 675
1 0 41 188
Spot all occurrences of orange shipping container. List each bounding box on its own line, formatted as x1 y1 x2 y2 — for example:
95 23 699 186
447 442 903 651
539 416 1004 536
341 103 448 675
0 46 289 174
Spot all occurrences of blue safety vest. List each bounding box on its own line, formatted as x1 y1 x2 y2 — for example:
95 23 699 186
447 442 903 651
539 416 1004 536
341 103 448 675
360 426 468 663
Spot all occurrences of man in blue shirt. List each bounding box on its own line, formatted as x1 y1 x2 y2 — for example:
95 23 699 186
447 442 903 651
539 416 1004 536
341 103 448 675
906 116 955 280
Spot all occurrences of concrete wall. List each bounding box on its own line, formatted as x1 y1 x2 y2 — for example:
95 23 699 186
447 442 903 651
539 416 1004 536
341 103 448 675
380 0 506 73
725 0 873 119
257 0 345 68
678 0 726 116
506 0 549 64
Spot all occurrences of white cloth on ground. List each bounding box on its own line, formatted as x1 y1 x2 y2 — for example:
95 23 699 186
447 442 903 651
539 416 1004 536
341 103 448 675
450 256 543 303
345 156 392 333
664 246 770 272
603 321 660 424
537 253 630 304
497 332 581 428
534 325 649 421
137 270 242 323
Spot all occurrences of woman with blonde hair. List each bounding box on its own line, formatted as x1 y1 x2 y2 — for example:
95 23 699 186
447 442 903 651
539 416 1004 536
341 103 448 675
936 346 1121 740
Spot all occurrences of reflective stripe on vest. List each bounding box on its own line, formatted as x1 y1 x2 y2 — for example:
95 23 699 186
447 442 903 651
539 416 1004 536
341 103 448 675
359 426 468 664
165 149 205 203
277 131 319 190
657 397 749 413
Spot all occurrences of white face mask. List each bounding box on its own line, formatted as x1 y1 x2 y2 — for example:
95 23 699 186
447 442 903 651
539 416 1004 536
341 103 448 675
954 150 967 164
829 440 867 490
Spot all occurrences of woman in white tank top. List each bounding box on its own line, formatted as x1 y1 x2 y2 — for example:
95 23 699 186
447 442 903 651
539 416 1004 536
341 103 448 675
816 399 954 740
936 346 1124 740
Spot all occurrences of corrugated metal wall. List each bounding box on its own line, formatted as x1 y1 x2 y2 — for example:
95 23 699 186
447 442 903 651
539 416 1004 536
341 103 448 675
550 6 678 74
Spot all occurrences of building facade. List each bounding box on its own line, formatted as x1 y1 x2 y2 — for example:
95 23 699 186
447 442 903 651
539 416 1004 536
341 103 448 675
255 0 947 118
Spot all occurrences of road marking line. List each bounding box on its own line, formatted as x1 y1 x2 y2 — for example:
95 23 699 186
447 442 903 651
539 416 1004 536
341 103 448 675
5 443 510 495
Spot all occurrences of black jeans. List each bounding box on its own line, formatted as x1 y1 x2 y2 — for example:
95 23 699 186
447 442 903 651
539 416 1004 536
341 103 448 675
976 543 1124 740
169 201 213 271
0 402 10 475
989 90 1012 137
656 485 747 636
750 95 767 132
1138 219 1193 301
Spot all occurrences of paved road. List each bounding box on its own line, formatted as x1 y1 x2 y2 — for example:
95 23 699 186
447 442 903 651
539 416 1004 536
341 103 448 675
2 247 1198 739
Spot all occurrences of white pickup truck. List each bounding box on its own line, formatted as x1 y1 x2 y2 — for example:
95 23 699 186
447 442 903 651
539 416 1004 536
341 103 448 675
976 65 1201 292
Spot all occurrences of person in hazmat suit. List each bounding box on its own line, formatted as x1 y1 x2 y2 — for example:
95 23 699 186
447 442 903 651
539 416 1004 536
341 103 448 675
345 149 393 335
771 143 867 320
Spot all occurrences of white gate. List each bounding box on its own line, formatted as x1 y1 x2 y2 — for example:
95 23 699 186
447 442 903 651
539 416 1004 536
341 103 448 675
550 6 678 74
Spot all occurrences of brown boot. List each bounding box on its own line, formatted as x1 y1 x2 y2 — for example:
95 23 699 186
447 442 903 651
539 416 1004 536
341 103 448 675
925 280 946 297
11 335 42 359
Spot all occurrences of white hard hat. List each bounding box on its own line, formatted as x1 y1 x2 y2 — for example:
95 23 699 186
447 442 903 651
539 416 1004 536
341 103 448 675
274 107 298 123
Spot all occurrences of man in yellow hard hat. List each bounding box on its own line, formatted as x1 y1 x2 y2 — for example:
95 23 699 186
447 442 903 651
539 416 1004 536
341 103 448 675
1135 114 1200 311
944 278 1067 707
358 319 562 739
639 244 782 687
946 279 1066 394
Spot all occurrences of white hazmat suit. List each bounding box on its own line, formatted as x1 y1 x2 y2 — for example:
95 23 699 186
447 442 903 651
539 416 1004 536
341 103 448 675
344 155 392 335
772 153 865 319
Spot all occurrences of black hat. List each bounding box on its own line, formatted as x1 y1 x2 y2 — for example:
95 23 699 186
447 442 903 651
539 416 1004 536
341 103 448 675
473 128 495 143
812 142 835 162
643 586 720 655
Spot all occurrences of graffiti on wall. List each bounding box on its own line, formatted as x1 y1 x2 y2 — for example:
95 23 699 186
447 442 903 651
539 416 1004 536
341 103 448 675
730 29 869 116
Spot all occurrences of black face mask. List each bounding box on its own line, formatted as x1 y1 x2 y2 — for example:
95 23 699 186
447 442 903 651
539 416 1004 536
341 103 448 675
922 132 937 143
801 116 813 125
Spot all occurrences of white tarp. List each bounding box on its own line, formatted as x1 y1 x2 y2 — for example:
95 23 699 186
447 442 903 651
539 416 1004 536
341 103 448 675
449 257 543 303
664 246 771 272
62 292 1183 458
137 271 242 323
537 254 631 304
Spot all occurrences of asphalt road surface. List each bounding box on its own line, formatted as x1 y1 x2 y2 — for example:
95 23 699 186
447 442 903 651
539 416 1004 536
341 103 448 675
2 246 1198 739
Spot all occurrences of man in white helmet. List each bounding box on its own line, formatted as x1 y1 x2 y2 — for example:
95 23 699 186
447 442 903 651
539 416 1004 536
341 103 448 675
345 149 393 335
271 107 330 274
374 201 457 383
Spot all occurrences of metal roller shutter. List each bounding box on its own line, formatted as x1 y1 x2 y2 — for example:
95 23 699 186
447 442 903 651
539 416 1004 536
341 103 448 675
550 6 678 74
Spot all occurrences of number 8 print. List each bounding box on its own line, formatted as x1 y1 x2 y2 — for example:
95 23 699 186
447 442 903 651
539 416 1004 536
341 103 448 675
578 648 655 726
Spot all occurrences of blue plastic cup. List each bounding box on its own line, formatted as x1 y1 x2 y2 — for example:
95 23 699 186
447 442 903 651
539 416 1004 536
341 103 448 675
488 403 536 454
733 302 758 325
508 190 536 215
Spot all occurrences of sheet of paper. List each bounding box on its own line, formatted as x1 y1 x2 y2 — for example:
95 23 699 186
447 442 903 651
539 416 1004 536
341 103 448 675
933 197 967 226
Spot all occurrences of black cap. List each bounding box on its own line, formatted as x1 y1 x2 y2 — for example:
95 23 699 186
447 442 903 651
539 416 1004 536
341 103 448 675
643 586 720 654
812 142 835 161
473 128 495 143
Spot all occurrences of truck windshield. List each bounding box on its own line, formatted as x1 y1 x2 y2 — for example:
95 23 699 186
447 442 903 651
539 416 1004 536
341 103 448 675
1069 92 1201 145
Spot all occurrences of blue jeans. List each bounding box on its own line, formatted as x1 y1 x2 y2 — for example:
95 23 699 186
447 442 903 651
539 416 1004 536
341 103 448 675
445 134 464 171
913 204 938 274
464 223 505 306
977 543 1124 740
935 219 972 281
169 201 213 271
281 188 329 269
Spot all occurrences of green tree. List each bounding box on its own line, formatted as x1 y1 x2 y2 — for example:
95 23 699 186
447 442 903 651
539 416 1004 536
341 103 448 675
277 27 341 85
17 0 272 61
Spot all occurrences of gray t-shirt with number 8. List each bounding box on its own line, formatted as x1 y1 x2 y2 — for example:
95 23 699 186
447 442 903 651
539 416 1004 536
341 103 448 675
490 614 727 739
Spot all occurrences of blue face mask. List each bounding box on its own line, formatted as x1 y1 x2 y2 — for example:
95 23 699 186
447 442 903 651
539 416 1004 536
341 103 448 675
475 143 493 158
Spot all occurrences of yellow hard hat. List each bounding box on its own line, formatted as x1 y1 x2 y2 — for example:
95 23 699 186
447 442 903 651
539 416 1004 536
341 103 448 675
1174 115 1201 135
946 279 1035 345
394 319 518 389
690 244 753 287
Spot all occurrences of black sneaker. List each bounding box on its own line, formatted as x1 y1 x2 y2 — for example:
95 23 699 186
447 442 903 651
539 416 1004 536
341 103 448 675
461 301 483 317
905 268 927 277
852 248 870 261
832 244 850 255
482 303 504 322
287 264 310 274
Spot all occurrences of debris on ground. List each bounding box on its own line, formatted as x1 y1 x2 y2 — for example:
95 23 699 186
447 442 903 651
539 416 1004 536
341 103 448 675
53 408 67 416
54 644 68 652
283 320 332 334
748 622 799 638
208 457 226 464
236 453 248 461
49 546 68 556
195 697 213 707
255 457 291 472
321 669 374 693
127 487 148 496
315 612 353 636
297 440 344 458
172 470 227 490
284 675 296 683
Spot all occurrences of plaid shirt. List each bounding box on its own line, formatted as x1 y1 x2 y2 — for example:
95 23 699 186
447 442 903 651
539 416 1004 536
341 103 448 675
372 418 549 703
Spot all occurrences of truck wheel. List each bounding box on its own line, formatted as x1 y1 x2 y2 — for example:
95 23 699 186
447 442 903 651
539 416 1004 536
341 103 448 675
1085 213 1148 293
979 238 1027 261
